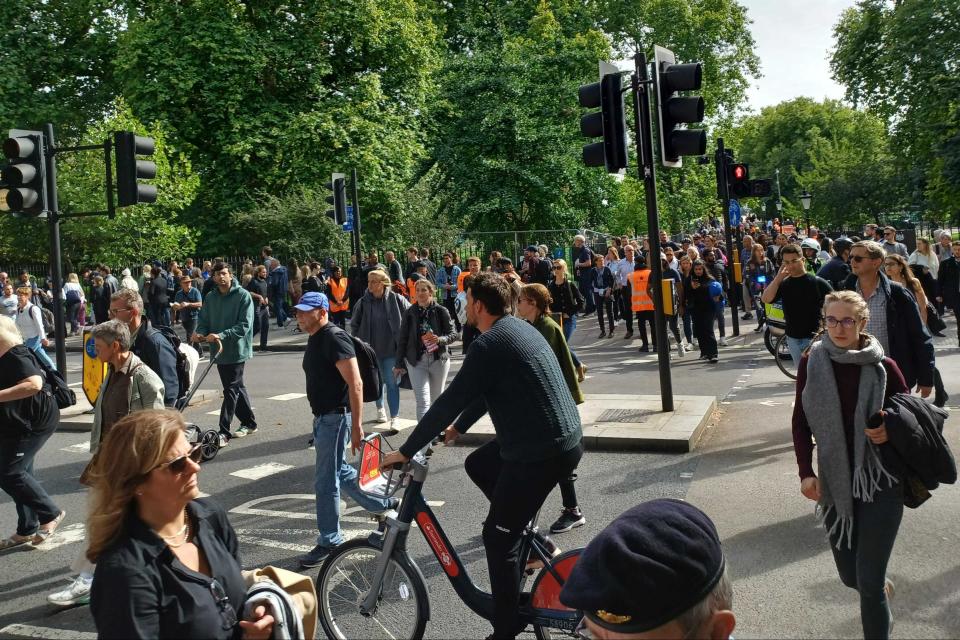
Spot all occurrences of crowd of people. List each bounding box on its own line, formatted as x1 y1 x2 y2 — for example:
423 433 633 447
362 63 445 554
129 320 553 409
0 220 956 640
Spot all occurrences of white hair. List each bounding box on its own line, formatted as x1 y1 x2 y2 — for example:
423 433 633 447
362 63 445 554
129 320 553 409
0 315 23 348
574 234 586 243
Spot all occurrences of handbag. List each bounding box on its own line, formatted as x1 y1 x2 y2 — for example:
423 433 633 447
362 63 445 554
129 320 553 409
926 302 946 334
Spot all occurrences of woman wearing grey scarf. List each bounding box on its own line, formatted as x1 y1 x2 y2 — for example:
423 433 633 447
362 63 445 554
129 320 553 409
792 290 909 640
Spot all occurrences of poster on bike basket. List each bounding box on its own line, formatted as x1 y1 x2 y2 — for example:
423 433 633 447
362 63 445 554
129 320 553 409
359 436 389 497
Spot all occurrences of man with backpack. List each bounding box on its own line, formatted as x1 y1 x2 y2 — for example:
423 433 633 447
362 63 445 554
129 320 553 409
109 289 181 407
194 262 256 446
293 291 397 569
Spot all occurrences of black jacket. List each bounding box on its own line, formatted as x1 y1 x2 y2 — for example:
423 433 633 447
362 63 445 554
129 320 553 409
91 499 246 640
842 272 935 388
817 256 851 291
938 256 960 309
548 278 584 317
395 301 458 367
883 393 956 506
132 319 180 407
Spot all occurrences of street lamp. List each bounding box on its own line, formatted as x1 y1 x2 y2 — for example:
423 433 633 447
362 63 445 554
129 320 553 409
799 191 812 235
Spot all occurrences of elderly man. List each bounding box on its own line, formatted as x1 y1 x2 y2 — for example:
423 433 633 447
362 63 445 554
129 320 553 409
108 289 179 407
560 499 735 640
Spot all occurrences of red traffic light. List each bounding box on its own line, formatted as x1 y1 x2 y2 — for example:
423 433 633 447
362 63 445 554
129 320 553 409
732 164 747 180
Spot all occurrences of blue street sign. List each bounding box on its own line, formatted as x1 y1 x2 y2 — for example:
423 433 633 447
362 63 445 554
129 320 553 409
728 199 742 227
343 205 354 232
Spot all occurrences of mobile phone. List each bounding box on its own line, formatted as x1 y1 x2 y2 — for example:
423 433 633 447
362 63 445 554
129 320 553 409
756 275 767 284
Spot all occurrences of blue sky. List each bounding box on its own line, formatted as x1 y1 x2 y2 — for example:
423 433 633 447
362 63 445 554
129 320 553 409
739 0 858 111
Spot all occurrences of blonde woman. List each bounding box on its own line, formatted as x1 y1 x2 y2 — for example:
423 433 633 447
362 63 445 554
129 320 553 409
86 410 274 638
0 316 65 551
63 273 86 336
547 259 586 380
907 237 939 279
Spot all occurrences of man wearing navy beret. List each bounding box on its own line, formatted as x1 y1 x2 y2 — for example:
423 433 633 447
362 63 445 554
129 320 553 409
560 499 736 639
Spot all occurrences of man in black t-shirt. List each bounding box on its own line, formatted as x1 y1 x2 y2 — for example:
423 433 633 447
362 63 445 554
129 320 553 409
761 244 833 365
246 265 270 350
293 291 396 570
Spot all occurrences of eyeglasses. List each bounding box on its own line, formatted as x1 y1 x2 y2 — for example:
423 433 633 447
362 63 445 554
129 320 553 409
209 579 238 630
824 316 858 329
553 266 563 271
152 443 203 474
108 307 132 316
850 255 874 263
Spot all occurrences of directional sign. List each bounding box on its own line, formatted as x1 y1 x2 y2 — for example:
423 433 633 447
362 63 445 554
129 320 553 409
728 199 742 227
82 329 108 404
342 205 354 232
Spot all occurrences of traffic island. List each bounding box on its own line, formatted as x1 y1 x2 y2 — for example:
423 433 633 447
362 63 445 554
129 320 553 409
456 394 716 452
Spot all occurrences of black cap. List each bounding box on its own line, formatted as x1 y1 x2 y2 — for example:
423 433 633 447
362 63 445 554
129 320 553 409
526 245 539 253
560 499 725 633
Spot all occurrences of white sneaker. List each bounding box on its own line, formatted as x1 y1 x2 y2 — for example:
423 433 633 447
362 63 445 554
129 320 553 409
48 575 92 607
718 337 728 347
686 341 695 350
376 408 388 423
677 341 685 358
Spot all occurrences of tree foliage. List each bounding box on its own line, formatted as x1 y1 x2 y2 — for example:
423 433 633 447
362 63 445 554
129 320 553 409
830 0 960 220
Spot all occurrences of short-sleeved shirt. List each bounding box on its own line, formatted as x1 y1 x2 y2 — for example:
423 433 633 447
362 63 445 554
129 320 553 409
303 324 356 416
773 274 833 339
0 345 57 435
174 287 202 321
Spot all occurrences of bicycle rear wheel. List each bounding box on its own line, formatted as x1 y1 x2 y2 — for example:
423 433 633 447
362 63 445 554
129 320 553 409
774 334 797 380
317 538 429 640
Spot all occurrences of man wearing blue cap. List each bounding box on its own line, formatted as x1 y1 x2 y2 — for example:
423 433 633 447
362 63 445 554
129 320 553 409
560 499 736 640
293 291 397 569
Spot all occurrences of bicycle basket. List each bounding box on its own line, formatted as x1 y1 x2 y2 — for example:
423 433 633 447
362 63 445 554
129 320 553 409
358 434 404 499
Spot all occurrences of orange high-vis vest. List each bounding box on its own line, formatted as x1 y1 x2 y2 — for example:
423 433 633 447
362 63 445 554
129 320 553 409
328 277 348 312
630 269 654 312
406 277 417 302
457 270 470 293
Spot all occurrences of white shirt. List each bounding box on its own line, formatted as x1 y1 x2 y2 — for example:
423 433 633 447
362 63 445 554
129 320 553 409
908 251 939 279
62 281 85 302
16 303 45 341
1 294 17 318
615 257 633 287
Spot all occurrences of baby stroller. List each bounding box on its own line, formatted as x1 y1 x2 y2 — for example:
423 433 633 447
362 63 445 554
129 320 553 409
180 344 222 462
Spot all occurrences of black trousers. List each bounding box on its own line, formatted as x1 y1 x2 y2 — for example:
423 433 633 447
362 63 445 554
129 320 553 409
635 310 655 346
442 297 461 331
464 440 583 639
594 293 614 332
251 304 270 349
693 309 718 358
216 362 256 435
0 421 60 537
330 310 347 329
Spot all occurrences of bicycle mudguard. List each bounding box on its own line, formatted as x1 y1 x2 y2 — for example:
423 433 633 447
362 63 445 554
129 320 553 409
530 548 582 611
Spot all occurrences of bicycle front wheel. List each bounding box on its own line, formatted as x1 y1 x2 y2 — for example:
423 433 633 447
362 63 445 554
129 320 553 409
317 538 429 640
774 334 797 380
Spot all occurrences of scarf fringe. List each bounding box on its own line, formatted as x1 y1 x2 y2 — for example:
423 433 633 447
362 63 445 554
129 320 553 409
816 504 853 550
852 448 899 503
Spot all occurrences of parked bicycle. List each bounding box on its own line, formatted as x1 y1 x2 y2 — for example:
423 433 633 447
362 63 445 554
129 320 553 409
762 300 796 380
315 434 584 639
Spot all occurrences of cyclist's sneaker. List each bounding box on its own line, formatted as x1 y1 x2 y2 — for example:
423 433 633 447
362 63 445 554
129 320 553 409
218 434 229 448
550 508 586 534
299 544 332 569
48 575 92 607
709 355 719 363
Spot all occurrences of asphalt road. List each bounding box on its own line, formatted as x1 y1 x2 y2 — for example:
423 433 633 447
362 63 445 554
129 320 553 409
1 308 958 639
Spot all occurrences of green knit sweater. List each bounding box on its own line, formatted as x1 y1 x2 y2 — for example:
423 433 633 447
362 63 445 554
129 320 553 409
532 315 584 405
399 315 582 462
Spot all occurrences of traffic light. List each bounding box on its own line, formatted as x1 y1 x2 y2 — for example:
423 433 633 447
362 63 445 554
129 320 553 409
653 45 706 168
729 163 749 197
748 179 772 197
114 131 157 207
578 63 628 173
0 130 47 216
325 173 346 224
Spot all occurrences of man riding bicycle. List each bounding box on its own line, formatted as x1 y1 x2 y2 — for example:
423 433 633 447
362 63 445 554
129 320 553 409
380 272 584 640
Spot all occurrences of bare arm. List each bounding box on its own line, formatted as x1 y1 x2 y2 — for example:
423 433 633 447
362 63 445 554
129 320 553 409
0 375 43 402
335 357 365 454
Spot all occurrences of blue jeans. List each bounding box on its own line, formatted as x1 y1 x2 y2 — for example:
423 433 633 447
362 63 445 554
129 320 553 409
826 483 903 640
272 295 287 327
312 412 392 547
23 336 55 370
561 314 581 368
785 336 812 367
374 356 400 417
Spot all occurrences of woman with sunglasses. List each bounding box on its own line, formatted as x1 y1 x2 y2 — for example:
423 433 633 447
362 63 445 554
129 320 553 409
47 319 165 607
882 254 928 327
88 410 275 639
548 259 587 381
792 291 909 639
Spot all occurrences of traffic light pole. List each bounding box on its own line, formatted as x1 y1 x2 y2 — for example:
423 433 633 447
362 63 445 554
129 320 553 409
350 169 362 261
633 52 674 413
43 123 67 374
716 137 740 337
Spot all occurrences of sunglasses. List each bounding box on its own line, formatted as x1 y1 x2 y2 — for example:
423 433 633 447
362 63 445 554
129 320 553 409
153 443 203 474
553 266 563 271
209 579 238 630
850 255 874 263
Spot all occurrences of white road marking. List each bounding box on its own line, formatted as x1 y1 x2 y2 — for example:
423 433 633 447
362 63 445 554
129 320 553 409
33 523 85 552
230 462 294 480
229 495 445 525
0 624 96 639
621 358 655 364
759 400 782 407
67 382 82 388
206 409 220 416
237 529 369 552
60 441 90 453
267 392 307 401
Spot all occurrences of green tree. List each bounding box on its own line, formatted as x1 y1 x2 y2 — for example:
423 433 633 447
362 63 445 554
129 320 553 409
115 0 441 254
0 99 198 267
830 0 960 220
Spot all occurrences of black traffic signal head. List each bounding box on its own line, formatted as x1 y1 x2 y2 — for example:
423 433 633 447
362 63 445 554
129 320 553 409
748 179 772 197
578 68 628 173
114 131 157 207
325 173 346 225
0 130 47 216
653 45 706 168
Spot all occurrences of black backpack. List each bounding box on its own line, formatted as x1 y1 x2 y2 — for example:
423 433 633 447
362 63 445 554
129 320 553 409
331 327 383 403
147 324 191 404
28 350 76 409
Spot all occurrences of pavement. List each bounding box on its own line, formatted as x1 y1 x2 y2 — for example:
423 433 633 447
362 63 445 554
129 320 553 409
2 306 958 639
